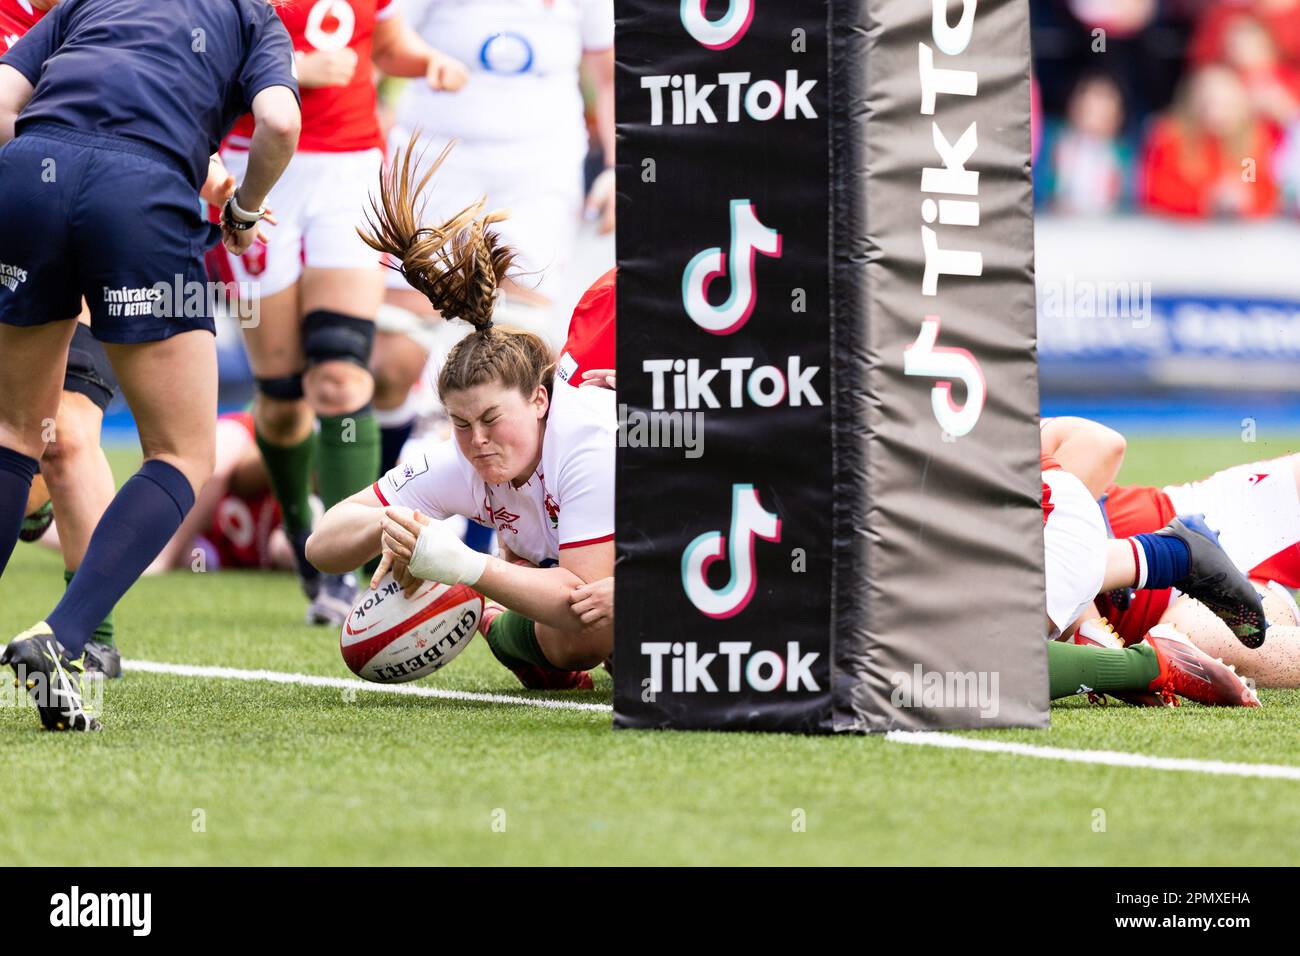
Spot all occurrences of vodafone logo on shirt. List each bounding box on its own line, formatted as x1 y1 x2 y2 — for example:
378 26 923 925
305 0 356 51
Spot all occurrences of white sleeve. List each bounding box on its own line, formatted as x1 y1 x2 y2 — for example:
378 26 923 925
376 0 399 21
395 0 434 30
374 438 475 521
556 426 615 551
580 0 614 51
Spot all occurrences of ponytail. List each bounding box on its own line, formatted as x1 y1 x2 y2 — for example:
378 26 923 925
359 135 555 401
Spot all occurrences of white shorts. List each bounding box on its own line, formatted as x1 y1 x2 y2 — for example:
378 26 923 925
1164 456 1300 574
219 148 384 298
1044 469 1107 638
383 128 584 302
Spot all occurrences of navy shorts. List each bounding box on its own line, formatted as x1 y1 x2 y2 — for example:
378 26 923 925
0 123 220 344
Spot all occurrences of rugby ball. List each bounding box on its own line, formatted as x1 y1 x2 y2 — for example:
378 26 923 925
341 575 484 683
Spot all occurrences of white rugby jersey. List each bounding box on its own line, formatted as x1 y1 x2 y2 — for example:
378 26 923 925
374 382 616 567
394 0 613 151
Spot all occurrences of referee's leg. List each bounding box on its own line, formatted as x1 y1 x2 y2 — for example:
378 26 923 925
104 331 217 496
39 330 217 659
0 320 78 578
42 318 119 573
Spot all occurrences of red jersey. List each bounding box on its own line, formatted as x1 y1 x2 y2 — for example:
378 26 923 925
1096 483 1178 646
206 413 283 569
1191 2 1300 71
1139 116 1282 218
1040 451 1061 525
228 0 395 153
557 268 616 386
1 0 44 52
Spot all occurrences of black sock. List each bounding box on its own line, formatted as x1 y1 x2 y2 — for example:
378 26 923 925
47 460 195 656
64 568 115 647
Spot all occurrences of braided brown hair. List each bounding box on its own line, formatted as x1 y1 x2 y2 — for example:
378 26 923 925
359 135 555 403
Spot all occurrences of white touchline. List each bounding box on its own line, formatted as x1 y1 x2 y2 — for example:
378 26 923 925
123 658 614 714
13 648 1295 780
886 730 1300 782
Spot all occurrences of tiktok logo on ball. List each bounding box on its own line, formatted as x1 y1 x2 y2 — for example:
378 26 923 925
680 0 754 50
681 484 781 619
682 200 782 335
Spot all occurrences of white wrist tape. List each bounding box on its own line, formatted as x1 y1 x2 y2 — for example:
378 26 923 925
408 520 489 586
228 191 264 223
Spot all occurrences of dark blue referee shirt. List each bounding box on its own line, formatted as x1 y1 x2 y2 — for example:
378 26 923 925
0 0 299 188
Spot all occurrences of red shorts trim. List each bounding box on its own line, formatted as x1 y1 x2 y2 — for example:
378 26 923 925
372 482 390 506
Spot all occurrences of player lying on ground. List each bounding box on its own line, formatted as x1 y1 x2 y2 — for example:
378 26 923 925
1038 429 1265 706
222 0 468 627
32 412 301 576
1040 414 1300 687
0 0 302 731
1042 416 1261 641
307 139 615 690
1087 450 1300 688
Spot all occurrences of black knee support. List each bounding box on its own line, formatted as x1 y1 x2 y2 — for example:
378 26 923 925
64 323 119 413
255 374 305 401
302 310 375 370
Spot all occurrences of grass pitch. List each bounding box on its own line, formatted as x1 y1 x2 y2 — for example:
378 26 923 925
2 433 1299 866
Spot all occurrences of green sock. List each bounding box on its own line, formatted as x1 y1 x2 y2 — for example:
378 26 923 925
483 611 556 671
65 568 114 647
1046 640 1159 700
256 429 317 534
317 407 381 510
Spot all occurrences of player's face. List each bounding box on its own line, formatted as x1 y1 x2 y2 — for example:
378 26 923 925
445 381 549 486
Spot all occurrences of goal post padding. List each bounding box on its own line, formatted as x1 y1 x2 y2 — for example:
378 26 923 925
613 0 1047 732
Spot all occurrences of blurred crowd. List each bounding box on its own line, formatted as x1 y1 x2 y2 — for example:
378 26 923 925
1031 0 1300 217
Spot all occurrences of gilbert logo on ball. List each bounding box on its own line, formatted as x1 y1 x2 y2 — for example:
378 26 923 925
341 575 483 684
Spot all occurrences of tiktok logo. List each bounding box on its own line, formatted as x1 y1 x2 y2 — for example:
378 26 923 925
680 0 754 50
681 484 781 619
903 315 986 437
682 200 782 335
